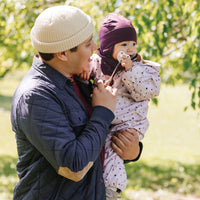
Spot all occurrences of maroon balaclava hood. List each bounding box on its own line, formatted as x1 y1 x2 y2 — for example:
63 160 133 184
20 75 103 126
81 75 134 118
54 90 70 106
97 13 137 76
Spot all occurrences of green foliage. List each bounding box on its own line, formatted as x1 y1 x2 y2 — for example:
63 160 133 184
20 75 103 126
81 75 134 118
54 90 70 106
0 0 200 110
0 0 66 76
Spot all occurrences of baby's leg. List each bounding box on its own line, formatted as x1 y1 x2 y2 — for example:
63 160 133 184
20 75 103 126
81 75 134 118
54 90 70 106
103 133 127 194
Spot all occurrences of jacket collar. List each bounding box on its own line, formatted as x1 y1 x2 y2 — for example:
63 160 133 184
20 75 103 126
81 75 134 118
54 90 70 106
32 55 72 89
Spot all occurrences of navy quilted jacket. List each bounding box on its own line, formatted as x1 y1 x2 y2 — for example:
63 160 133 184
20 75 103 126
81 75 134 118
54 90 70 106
11 56 115 200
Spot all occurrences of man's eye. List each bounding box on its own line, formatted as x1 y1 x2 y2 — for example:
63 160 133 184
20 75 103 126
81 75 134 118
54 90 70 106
132 42 136 46
121 43 127 46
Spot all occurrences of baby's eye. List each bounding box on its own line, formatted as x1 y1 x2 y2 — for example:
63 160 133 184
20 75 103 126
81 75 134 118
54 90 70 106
121 43 128 46
132 42 136 46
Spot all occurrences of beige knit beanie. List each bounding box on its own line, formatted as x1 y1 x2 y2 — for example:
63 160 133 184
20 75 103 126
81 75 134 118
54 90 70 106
30 5 94 53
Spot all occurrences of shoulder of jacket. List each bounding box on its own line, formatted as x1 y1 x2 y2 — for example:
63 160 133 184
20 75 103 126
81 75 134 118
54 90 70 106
91 54 101 62
143 60 160 68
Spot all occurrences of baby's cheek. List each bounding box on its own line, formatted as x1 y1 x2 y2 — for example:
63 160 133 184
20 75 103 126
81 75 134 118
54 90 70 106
133 48 137 56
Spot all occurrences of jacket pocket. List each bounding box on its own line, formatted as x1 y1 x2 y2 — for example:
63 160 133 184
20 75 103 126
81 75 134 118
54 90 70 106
66 109 88 134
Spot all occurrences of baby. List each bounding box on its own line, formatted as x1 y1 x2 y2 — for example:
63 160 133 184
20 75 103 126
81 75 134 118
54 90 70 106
80 13 161 199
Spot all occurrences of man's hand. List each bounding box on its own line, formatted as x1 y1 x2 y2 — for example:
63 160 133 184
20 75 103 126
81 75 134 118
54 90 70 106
111 128 140 160
92 80 117 113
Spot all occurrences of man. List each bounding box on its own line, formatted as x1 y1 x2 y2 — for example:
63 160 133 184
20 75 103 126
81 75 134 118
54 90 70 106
11 5 142 200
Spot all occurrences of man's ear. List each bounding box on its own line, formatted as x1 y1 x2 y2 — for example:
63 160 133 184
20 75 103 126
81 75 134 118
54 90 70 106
55 51 69 61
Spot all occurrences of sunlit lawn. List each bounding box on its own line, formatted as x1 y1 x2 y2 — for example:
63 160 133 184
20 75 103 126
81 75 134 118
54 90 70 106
0 74 19 200
122 84 200 200
0 70 200 200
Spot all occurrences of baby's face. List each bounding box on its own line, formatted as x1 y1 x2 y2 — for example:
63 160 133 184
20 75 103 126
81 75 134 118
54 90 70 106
112 41 137 60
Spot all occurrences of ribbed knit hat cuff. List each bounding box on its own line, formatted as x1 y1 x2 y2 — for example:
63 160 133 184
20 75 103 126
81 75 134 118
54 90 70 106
31 19 93 53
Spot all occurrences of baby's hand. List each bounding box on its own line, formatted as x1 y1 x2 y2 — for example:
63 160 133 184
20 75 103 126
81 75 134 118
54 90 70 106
79 71 90 80
117 51 133 71
121 56 133 71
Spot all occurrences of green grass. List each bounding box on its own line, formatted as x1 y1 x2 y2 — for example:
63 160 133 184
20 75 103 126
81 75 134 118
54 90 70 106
0 71 200 200
121 85 200 199
0 72 19 199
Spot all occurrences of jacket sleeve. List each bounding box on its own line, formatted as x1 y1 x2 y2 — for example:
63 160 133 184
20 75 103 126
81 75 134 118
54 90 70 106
16 89 114 182
121 61 161 101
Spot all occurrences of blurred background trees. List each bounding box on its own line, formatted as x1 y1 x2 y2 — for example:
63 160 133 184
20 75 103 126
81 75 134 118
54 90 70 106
0 0 200 110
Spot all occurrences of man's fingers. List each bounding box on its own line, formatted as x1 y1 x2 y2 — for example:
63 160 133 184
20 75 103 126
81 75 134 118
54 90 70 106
97 79 118 96
124 128 138 136
111 134 126 150
97 79 104 90
122 130 139 142
111 141 123 158
92 79 117 112
97 79 103 85
111 129 140 160
112 87 118 96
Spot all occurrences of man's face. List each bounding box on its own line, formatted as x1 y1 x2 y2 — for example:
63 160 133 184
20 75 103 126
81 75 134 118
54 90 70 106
112 41 137 60
68 35 97 76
